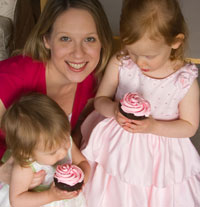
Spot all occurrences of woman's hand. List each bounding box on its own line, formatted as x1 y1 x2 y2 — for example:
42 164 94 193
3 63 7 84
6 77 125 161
48 183 80 201
123 116 156 134
0 156 14 184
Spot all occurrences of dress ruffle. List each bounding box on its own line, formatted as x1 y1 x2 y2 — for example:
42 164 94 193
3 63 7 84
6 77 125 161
82 117 200 206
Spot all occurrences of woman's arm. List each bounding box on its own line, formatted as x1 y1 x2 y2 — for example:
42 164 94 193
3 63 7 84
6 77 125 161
72 98 94 148
71 141 90 183
0 156 13 184
94 55 120 117
125 79 200 138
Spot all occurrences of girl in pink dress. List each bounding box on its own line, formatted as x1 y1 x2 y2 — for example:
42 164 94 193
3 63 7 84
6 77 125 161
81 0 200 206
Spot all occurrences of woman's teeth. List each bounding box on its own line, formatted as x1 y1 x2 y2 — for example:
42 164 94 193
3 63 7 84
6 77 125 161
68 62 86 69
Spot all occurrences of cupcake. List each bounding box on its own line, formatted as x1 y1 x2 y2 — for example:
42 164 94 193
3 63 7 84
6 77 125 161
54 164 84 192
119 92 151 120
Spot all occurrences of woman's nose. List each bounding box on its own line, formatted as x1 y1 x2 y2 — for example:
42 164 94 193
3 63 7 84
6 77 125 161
72 43 85 59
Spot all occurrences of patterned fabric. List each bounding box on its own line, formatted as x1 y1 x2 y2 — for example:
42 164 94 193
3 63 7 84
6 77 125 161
82 58 200 207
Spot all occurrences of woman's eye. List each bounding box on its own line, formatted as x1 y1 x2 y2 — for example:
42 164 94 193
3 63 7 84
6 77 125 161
60 36 71 42
85 37 96 42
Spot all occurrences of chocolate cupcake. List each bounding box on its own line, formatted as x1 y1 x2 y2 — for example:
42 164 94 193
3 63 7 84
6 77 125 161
54 164 84 192
119 92 151 120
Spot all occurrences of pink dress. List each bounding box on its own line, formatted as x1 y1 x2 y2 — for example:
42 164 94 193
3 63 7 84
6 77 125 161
82 58 200 207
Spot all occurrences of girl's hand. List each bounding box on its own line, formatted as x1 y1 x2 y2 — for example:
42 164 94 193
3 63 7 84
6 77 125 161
114 103 136 128
114 103 131 127
0 156 45 189
29 170 46 189
48 183 80 201
123 116 156 134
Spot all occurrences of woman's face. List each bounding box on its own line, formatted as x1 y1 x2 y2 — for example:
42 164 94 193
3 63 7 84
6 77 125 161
44 8 101 83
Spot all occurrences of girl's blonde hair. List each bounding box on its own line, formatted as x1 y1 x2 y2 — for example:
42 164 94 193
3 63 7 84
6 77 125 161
1 93 70 167
23 0 113 78
120 0 188 61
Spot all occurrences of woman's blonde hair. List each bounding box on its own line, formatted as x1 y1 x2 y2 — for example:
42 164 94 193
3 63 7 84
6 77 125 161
23 0 113 78
120 0 188 61
1 93 70 167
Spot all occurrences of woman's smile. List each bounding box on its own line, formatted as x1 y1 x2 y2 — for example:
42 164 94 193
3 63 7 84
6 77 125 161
66 61 88 72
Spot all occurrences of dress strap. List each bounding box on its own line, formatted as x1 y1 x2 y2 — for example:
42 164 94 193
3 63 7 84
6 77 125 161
67 136 73 164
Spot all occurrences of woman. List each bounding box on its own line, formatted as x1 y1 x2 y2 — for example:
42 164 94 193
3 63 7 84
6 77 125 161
0 0 113 187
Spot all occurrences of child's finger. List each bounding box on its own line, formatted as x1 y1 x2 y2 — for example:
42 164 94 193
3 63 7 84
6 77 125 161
61 190 79 199
29 170 46 189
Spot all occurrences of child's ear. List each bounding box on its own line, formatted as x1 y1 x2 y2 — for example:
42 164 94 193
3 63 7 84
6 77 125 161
171 33 185 49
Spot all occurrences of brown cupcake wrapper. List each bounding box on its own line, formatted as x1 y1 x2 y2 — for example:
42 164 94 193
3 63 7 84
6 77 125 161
54 177 83 192
119 103 147 120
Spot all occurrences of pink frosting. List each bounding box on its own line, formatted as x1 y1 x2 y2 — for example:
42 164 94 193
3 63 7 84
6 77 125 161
54 164 84 186
120 92 151 117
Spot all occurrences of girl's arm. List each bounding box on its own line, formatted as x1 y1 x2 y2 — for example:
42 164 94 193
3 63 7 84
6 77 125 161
126 79 200 138
71 141 90 183
10 163 77 207
94 55 120 117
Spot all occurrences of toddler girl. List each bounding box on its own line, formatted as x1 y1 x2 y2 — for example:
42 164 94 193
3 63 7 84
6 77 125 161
81 0 200 206
0 93 90 207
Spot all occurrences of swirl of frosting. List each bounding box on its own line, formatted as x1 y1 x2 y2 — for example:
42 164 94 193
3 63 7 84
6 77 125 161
54 164 84 186
120 92 151 117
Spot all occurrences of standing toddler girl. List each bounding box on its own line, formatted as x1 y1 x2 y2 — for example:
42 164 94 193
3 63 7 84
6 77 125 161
82 0 200 206
0 93 90 207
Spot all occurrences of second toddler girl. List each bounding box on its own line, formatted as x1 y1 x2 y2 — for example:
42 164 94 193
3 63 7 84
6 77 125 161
81 0 200 206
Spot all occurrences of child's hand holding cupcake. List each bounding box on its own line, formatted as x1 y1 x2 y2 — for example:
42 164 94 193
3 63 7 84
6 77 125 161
116 92 153 133
54 164 84 192
45 164 84 202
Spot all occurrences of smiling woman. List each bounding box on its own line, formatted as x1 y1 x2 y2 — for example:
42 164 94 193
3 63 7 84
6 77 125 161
43 8 102 84
0 0 113 193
